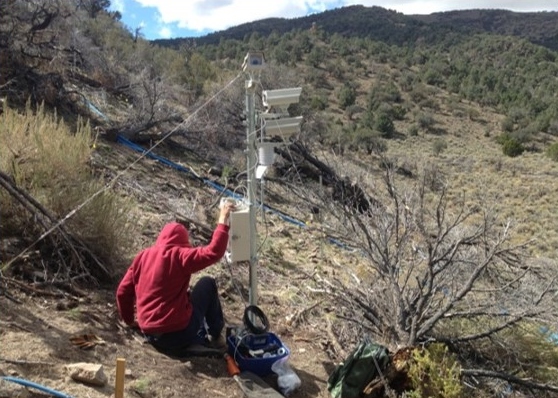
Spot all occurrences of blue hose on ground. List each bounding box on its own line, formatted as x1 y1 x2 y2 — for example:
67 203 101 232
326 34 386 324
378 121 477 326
79 96 348 248
117 136 312 228
1 376 75 398
116 135 351 249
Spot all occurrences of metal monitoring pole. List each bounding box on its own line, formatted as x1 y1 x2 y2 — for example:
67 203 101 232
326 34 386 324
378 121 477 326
245 77 258 307
242 52 265 307
241 52 302 308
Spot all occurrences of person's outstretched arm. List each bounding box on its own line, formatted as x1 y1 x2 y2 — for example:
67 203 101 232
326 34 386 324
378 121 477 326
180 201 236 272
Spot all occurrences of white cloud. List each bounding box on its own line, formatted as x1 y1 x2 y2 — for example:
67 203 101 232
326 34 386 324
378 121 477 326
158 26 172 38
133 0 344 33
111 0 125 13
132 0 558 33
346 1 558 15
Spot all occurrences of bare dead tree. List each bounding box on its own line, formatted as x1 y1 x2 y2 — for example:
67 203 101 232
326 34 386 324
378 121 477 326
108 69 183 142
303 158 558 394
0 0 82 108
323 163 557 346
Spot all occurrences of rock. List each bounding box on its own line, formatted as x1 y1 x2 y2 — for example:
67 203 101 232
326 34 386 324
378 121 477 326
66 363 108 387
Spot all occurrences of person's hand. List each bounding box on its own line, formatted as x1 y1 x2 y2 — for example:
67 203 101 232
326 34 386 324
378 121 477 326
116 318 139 331
218 200 237 225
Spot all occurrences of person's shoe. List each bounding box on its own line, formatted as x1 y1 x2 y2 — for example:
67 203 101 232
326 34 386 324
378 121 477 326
181 343 224 358
207 334 227 349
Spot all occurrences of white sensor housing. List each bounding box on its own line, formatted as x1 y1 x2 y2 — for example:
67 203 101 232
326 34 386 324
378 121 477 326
263 116 303 138
262 87 302 109
228 202 250 262
242 52 265 71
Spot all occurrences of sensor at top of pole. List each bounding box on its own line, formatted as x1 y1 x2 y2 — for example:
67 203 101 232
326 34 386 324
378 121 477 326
242 52 265 72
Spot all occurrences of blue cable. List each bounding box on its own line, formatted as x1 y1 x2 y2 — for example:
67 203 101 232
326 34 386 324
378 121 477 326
1 376 75 398
116 134 314 231
117 134 357 252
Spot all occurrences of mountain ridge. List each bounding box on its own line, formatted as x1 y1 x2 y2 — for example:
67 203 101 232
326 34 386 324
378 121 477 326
153 5 558 51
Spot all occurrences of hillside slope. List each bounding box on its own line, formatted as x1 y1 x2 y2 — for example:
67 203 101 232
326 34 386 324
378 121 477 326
2 2 558 397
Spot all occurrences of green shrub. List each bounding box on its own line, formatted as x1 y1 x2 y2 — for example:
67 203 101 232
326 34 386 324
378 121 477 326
409 124 419 136
310 95 328 110
352 128 387 154
338 84 357 110
512 124 537 143
432 138 448 156
408 344 462 398
547 142 558 162
416 112 435 131
502 138 525 157
391 105 407 121
375 112 395 138
496 133 511 145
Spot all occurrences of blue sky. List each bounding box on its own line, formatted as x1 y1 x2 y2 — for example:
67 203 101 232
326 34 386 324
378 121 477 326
109 0 558 40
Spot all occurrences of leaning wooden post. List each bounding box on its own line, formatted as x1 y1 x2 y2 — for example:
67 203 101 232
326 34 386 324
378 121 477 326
115 357 126 398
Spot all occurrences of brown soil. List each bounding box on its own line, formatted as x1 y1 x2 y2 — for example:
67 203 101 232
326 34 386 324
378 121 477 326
1 277 334 398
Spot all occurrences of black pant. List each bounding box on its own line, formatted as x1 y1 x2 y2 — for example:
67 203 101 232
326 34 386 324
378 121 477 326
146 276 224 356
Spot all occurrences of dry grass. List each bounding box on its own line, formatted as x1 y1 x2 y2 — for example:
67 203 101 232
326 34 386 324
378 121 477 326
0 102 137 273
382 101 558 259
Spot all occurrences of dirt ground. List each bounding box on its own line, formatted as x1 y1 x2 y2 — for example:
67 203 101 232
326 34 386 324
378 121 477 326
0 263 338 398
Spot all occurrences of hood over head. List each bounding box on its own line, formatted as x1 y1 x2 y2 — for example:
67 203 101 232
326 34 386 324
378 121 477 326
155 222 191 247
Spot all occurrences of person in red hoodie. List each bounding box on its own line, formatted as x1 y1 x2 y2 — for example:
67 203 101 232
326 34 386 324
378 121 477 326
116 201 236 356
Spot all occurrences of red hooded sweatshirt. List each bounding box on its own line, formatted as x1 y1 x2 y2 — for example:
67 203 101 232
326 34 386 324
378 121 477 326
116 222 229 334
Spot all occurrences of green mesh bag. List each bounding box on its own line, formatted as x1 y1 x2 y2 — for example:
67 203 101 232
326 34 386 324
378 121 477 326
327 338 390 398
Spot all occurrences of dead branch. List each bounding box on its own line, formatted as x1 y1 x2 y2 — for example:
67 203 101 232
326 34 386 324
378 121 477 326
67 70 101 88
104 114 184 143
3 277 66 298
0 357 56 366
0 171 76 271
461 368 558 394
0 286 22 304
286 300 323 327
0 170 110 281
0 321 33 333
174 216 213 241
326 317 347 359
435 314 533 343
275 141 378 213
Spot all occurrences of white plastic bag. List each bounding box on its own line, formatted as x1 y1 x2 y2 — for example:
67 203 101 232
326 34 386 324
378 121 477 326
271 357 301 396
